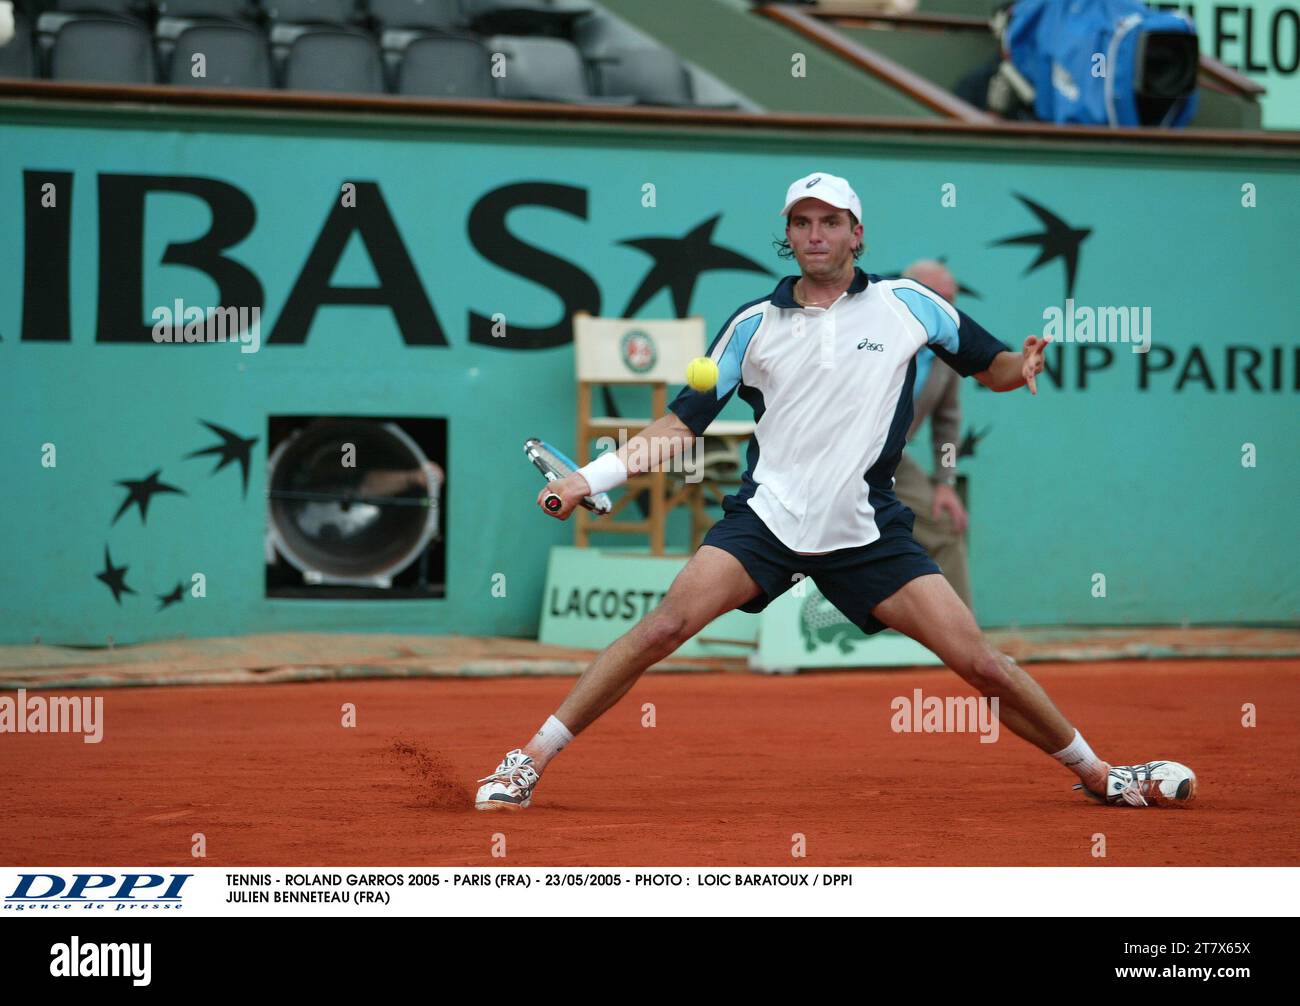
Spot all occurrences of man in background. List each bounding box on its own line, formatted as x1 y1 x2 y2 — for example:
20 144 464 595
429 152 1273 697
894 259 973 611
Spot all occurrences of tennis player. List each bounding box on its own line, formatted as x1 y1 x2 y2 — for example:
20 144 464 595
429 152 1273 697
476 171 1196 812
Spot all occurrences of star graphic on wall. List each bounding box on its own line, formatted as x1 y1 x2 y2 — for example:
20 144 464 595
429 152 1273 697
95 546 136 604
186 420 258 497
990 194 1091 299
939 255 982 301
112 469 187 525
157 583 184 611
619 215 772 318
957 425 992 459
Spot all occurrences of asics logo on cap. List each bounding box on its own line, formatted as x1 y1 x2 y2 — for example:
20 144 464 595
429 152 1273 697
780 172 862 222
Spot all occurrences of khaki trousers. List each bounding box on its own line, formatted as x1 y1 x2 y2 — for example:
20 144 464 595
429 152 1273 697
892 454 974 612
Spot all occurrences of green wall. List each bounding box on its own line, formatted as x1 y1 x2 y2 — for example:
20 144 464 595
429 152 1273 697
1 104 1297 643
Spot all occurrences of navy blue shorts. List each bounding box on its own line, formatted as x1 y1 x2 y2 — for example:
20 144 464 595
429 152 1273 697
701 498 942 635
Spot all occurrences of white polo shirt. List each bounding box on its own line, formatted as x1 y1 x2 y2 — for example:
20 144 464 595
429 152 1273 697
670 268 1007 554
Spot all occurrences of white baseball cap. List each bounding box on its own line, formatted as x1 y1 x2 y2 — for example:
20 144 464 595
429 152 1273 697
779 171 862 223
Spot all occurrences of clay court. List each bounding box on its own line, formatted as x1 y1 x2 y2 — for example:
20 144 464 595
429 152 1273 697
5 653 1297 867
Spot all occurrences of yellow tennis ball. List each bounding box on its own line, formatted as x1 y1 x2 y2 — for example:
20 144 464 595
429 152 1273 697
687 356 719 392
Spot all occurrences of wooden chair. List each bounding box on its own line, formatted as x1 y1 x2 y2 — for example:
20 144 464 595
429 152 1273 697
572 312 754 555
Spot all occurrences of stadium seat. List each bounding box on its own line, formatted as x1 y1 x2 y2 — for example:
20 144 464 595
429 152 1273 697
395 32 491 98
51 0 146 15
168 21 272 87
156 0 252 17
48 16 157 83
487 34 630 104
263 0 357 25
280 25 384 93
463 0 590 36
573 11 744 110
368 0 460 30
155 15 228 69
590 47 692 107
687 66 757 112
0 10 35 78
570 7 657 59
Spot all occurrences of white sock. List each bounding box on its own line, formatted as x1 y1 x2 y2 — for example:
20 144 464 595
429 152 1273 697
1052 729 1109 791
525 715 573 772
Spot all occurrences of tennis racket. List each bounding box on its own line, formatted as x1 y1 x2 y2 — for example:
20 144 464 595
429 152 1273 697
524 438 612 516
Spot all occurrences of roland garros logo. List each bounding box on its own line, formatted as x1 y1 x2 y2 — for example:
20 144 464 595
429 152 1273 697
620 329 657 373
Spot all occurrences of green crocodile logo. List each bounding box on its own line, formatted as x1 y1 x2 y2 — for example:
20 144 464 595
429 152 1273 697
799 589 865 654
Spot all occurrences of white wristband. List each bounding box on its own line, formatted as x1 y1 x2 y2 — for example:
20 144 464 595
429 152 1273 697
575 452 628 495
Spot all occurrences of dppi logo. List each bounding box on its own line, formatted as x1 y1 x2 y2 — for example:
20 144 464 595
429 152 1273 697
5 873 192 912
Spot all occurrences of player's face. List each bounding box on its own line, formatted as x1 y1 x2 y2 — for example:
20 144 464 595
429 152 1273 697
785 199 863 281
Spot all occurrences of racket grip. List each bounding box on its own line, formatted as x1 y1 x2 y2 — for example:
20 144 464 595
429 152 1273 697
543 492 562 514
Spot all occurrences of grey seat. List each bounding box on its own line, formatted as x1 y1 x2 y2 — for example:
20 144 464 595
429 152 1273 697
282 26 384 92
155 11 258 64
570 7 656 59
591 47 692 106
156 0 249 17
574 10 744 110
37 0 146 60
50 16 157 83
52 0 145 15
169 22 272 88
0 11 36 78
463 0 590 36
264 0 356 25
397 33 491 98
487 34 631 104
369 0 460 29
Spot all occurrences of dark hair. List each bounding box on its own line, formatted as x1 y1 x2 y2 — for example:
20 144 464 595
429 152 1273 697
773 210 865 261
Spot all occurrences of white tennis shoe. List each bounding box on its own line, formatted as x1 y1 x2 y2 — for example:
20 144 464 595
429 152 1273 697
1074 760 1197 807
475 749 540 811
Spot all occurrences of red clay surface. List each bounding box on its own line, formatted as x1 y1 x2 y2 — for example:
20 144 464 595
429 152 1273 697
3 659 1297 866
